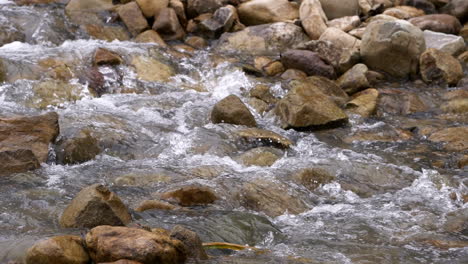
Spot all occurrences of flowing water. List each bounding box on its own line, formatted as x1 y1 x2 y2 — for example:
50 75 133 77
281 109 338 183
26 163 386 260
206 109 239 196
0 2 467 264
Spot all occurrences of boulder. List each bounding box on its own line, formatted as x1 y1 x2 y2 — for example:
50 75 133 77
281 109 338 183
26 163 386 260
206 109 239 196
136 0 168 18
307 76 349 107
319 0 360 19
238 0 299 26
153 8 185 40
215 22 310 55
211 95 257 127
337 63 370 94
187 0 229 18
419 48 463 85
55 131 101 164
327 16 361 32
383 6 425 19
423 30 465 56
0 149 40 177
86 226 186 264
131 55 175 82
26 236 89 264
319 27 361 50
118 2 149 37
345 88 379 117
428 127 468 151
280 49 335 78
59 184 132 228
93 48 122 66
170 225 208 260
161 186 217 206
440 0 468 23
409 14 462 34
135 30 167 46
198 5 237 38
360 19 426 78
300 0 328 40
0 112 59 165
275 80 348 129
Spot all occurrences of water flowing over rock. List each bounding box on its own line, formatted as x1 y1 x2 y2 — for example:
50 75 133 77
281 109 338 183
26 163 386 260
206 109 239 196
85 226 187 264
60 184 132 228
26 236 89 264
360 19 426 78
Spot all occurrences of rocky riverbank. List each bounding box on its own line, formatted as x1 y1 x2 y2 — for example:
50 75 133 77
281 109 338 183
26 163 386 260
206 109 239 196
0 0 467 263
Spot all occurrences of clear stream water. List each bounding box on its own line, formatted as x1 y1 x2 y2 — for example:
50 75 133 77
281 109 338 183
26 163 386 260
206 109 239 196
0 2 467 264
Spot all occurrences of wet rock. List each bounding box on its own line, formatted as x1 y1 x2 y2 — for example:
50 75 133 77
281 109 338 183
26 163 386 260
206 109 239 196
419 48 463 85
337 63 370 95
55 131 101 165
441 89 468 114
319 27 361 51
249 84 277 104
292 168 335 191
360 20 426 78
383 6 425 19
319 0 360 19
26 236 89 264
281 69 308 80
153 8 185 41
409 14 462 34
235 127 293 149
98 260 143 264
187 0 229 18
85 23 131 42
160 186 217 206
211 95 257 127
185 36 208 49
343 126 413 143
94 48 123 66
0 112 59 164
423 239 468 249
65 0 114 13
135 30 167 46
136 0 168 18
0 149 40 177
443 208 468 233
300 0 328 40
440 0 468 23
60 184 132 228
307 76 349 107
135 200 177 212
30 80 83 109
216 22 309 55
236 147 283 167
248 98 269 114
86 225 186 264
280 49 335 79
0 25 25 46
118 2 149 37
345 88 379 117
198 5 237 39
131 55 175 82
327 16 361 32
275 80 348 129
238 0 299 26
428 127 468 151
170 225 208 260
423 30 465 56
238 179 308 217
376 89 428 116
458 155 468 168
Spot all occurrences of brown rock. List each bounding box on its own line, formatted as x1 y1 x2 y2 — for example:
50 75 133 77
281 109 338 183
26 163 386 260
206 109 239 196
26 236 89 264
383 6 425 19
440 0 468 23
248 98 269 115
345 88 379 117
187 0 229 18
410 14 462 34
327 15 361 32
376 89 428 116
98 260 143 264
94 48 122 65
319 0 360 20
307 76 349 107
211 95 257 127
161 186 217 206
319 27 361 50
86 226 186 264
420 48 463 85
135 30 167 46
131 55 174 82
0 112 59 164
185 36 208 49
0 149 40 177
135 200 177 212
235 127 293 149
238 0 299 26
249 84 277 104
153 7 185 40
300 0 328 40
281 69 307 80
118 2 149 37
136 0 168 18
292 168 335 191
281 49 335 79
170 225 208 260
55 131 101 165
169 0 187 27
60 184 132 228
198 5 238 38
85 24 130 42
236 147 282 167
428 127 468 151
337 63 370 95
275 80 348 129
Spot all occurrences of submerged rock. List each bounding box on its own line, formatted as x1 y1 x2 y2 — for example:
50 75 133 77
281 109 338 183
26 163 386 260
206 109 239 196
86 225 186 264
211 95 257 127
135 200 177 212
235 147 283 167
428 127 468 151
275 80 348 129
60 184 132 228
94 48 123 66
292 168 335 191
160 186 217 206
360 19 426 78
26 236 89 264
